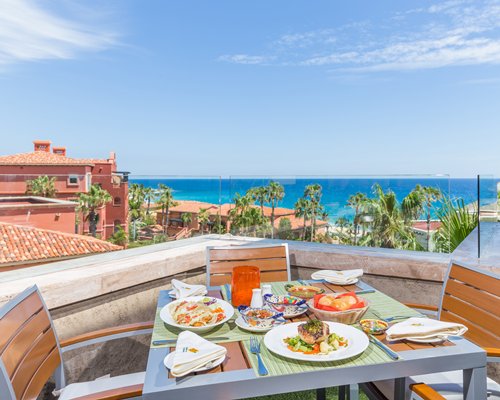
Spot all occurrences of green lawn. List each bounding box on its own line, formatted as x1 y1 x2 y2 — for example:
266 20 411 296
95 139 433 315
245 387 369 400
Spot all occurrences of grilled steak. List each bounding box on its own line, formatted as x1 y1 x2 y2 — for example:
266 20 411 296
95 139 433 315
297 320 329 344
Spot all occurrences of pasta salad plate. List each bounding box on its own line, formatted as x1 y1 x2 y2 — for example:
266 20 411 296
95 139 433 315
160 296 234 333
264 320 369 362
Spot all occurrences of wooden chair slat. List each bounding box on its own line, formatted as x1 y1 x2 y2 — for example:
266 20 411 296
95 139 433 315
0 292 43 352
1 310 51 377
210 258 287 274
449 264 500 296
210 274 232 286
445 279 500 316
21 346 60 400
441 295 500 336
209 246 287 261
440 310 500 348
209 269 289 286
11 329 57 399
260 270 289 283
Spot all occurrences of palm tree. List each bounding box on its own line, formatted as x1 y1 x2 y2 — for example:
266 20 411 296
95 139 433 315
143 186 155 215
335 216 349 233
181 212 192 228
304 184 323 242
157 184 178 234
249 186 269 218
294 198 311 241
434 198 478 253
198 208 210 234
266 181 285 239
419 185 442 251
77 184 112 237
25 175 57 198
347 192 368 245
366 184 420 250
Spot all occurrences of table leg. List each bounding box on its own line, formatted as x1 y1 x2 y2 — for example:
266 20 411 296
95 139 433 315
394 378 406 400
349 384 359 400
315 388 326 400
463 367 487 399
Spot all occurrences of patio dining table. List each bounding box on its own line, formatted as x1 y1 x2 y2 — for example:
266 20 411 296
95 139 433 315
142 279 487 400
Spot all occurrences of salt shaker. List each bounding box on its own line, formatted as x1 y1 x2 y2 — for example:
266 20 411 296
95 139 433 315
262 284 272 299
250 288 264 308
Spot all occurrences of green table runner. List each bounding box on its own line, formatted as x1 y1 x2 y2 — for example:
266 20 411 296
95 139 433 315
151 281 421 350
242 336 396 377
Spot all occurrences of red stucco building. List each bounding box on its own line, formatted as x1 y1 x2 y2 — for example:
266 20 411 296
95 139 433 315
0 141 129 239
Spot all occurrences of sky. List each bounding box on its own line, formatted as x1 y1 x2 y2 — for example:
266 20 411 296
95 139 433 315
0 0 499 177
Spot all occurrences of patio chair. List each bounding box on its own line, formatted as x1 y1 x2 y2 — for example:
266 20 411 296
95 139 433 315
205 243 291 286
0 285 153 400
363 261 500 400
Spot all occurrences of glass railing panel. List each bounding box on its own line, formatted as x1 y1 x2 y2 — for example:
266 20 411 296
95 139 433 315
226 175 456 253
127 175 223 245
478 174 499 259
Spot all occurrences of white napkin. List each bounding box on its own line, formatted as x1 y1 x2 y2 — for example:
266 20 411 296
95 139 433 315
311 269 363 284
170 331 227 377
386 317 468 341
171 279 207 299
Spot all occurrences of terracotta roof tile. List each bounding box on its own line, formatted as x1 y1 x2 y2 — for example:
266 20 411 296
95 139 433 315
0 222 121 266
0 151 110 166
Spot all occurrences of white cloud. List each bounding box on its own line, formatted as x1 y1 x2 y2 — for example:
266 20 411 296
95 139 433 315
219 0 500 72
0 0 117 66
218 54 269 65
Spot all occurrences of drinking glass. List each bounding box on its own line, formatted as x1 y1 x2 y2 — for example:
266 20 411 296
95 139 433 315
231 266 260 307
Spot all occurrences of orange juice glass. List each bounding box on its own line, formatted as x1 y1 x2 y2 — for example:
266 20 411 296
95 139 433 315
231 266 260 307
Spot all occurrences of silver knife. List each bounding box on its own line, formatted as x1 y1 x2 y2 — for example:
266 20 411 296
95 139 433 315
368 334 399 360
153 336 229 346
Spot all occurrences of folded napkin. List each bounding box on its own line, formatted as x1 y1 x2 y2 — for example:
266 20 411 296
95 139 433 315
170 331 227 377
311 269 363 284
171 279 207 299
386 317 468 341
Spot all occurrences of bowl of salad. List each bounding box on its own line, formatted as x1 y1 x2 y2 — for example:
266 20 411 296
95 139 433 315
237 306 284 329
264 294 308 318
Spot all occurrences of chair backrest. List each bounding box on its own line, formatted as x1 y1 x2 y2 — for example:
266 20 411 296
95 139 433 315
438 261 500 348
206 243 291 286
0 286 63 400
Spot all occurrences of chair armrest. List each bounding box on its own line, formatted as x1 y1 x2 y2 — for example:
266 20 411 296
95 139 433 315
485 347 500 358
410 383 446 400
72 384 143 400
60 321 154 350
403 302 439 312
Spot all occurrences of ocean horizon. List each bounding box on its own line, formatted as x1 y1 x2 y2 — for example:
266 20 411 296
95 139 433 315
130 177 498 221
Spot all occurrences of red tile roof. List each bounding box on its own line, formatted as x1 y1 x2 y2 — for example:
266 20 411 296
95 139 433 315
412 221 442 231
0 151 110 166
168 200 219 214
0 222 121 266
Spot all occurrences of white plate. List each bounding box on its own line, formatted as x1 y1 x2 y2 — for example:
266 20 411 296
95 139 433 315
264 321 369 362
234 315 286 333
160 296 234 333
403 336 447 344
163 351 225 372
168 289 208 299
311 271 360 285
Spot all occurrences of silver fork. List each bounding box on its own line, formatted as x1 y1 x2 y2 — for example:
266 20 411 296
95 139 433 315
250 337 268 376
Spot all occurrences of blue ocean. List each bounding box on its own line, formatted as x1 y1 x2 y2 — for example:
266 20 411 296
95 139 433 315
130 177 498 221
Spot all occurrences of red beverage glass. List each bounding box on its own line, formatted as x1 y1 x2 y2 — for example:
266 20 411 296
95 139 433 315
231 266 260 307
